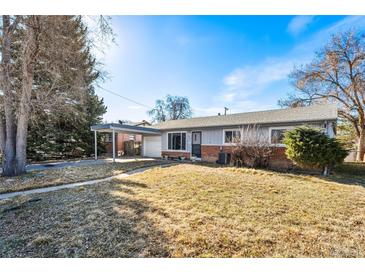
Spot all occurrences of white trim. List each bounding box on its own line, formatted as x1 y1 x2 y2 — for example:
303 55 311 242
222 128 241 145
268 126 294 146
109 126 161 135
162 150 190 153
166 131 188 151
166 130 188 134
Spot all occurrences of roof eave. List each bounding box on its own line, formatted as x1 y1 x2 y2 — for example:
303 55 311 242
156 118 337 131
91 123 161 135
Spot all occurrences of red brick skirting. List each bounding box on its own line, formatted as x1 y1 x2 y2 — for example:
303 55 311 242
201 145 293 169
161 151 190 159
201 145 233 162
268 147 293 169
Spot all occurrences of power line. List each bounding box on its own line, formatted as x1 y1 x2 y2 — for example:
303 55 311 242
98 86 152 109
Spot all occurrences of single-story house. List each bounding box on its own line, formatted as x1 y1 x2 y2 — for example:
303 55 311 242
91 104 337 168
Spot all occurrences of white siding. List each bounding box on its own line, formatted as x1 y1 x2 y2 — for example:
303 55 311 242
202 126 269 145
201 128 223 145
161 132 168 150
160 122 329 147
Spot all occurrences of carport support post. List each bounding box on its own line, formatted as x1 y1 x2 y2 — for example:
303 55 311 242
94 130 97 160
112 128 116 163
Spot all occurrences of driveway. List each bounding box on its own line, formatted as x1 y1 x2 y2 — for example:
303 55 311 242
0 157 157 173
26 157 157 171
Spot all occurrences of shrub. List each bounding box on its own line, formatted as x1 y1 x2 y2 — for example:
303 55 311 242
283 126 348 175
231 125 273 168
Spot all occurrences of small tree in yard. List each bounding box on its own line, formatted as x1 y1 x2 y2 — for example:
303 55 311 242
231 125 273 168
283 126 348 176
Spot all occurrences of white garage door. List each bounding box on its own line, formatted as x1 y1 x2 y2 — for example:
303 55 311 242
143 136 161 158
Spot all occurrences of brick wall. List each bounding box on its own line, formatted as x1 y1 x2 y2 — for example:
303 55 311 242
105 133 123 155
161 151 190 159
268 147 293 169
105 133 142 156
201 145 233 162
201 145 293 169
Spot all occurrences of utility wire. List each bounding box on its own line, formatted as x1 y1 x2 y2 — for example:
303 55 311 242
98 86 152 109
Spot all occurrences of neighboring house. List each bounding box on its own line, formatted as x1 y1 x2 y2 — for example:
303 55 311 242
101 120 151 156
92 104 337 168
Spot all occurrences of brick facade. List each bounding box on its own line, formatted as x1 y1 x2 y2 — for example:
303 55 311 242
201 145 293 169
105 133 142 156
268 147 293 169
161 151 190 159
201 145 233 162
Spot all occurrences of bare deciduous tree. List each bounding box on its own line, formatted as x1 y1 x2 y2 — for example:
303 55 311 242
231 125 273 168
148 94 192 123
165 95 192 120
147 99 167 123
279 31 365 161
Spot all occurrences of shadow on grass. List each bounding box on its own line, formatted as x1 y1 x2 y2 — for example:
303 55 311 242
0 179 171 258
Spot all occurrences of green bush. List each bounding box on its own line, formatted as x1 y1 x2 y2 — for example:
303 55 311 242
283 126 348 175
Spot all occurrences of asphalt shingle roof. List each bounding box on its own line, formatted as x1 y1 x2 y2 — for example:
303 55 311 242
153 104 337 130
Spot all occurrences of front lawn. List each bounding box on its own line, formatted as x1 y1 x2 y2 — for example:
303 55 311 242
1 164 365 257
0 160 167 194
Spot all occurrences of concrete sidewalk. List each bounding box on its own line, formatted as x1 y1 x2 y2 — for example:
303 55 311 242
0 163 173 200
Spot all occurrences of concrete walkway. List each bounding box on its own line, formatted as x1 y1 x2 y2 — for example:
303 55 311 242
0 163 173 200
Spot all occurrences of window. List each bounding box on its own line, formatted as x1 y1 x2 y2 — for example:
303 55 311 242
270 129 286 144
224 130 241 143
168 132 186 150
103 133 113 143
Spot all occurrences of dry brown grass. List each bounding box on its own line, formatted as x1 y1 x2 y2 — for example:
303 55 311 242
0 160 167 194
1 164 365 257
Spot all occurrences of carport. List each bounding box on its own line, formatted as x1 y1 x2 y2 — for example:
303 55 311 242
91 123 161 162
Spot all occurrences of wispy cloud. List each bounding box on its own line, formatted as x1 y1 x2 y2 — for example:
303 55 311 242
219 59 294 103
287 16 315 36
209 16 365 116
210 59 294 116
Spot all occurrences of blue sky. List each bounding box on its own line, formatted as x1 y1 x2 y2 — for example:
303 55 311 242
96 16 365 122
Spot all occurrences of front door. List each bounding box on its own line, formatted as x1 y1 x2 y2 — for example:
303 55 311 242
192 131 202 158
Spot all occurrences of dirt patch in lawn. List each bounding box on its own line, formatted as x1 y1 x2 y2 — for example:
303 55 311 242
0 160 168 194
1 164 365 257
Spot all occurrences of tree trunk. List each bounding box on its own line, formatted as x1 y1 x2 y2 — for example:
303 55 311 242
0 117 5 153
323 165 330 176
15 17 38 175
15 75 33 174
15 110 30 175
356 128 365 162
1 15 17 176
